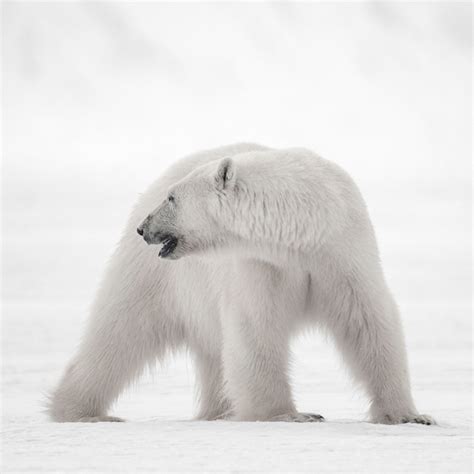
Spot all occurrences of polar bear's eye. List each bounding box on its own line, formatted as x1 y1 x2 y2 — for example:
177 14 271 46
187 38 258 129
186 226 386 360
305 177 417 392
167 194 175 203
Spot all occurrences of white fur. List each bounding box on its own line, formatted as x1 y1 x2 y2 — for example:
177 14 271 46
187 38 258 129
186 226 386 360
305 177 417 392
49 143 434 425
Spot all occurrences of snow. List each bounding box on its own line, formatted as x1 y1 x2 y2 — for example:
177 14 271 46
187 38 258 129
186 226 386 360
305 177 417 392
2 301 472 472
2 2 472 472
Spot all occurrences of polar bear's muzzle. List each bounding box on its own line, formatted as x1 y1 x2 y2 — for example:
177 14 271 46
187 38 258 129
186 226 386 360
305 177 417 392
137 221 179 259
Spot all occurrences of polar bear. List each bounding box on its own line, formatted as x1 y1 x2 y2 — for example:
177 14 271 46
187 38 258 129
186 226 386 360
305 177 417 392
49 143 434 425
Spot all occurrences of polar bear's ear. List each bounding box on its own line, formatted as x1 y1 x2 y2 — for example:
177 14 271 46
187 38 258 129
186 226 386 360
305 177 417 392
215 158 235 190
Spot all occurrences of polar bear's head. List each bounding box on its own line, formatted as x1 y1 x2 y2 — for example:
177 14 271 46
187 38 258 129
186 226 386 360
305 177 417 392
137 150 341 259
137 158 240 260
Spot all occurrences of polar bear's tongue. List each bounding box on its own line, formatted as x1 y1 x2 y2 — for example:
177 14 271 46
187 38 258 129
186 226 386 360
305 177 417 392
158 236 178 258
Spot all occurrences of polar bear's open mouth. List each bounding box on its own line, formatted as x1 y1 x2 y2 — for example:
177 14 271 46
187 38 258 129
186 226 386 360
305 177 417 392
158 235 178 258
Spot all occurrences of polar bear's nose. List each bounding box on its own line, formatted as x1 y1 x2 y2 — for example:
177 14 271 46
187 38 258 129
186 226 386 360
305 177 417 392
137 226 144 236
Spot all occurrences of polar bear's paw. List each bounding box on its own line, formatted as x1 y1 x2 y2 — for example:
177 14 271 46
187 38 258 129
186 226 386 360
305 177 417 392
373 413 435 425
270 412 325 423
78 415 125 423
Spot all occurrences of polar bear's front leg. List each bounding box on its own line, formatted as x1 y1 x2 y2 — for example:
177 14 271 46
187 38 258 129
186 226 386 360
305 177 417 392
222 307 296 421
322 275 435 425
194 350 232 420
221 261 322 422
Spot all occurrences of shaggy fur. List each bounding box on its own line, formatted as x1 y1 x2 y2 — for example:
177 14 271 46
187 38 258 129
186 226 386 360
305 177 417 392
49 143 434 425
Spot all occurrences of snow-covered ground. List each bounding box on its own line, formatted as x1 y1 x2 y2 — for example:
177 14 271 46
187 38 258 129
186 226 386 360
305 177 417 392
2 2 472 472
